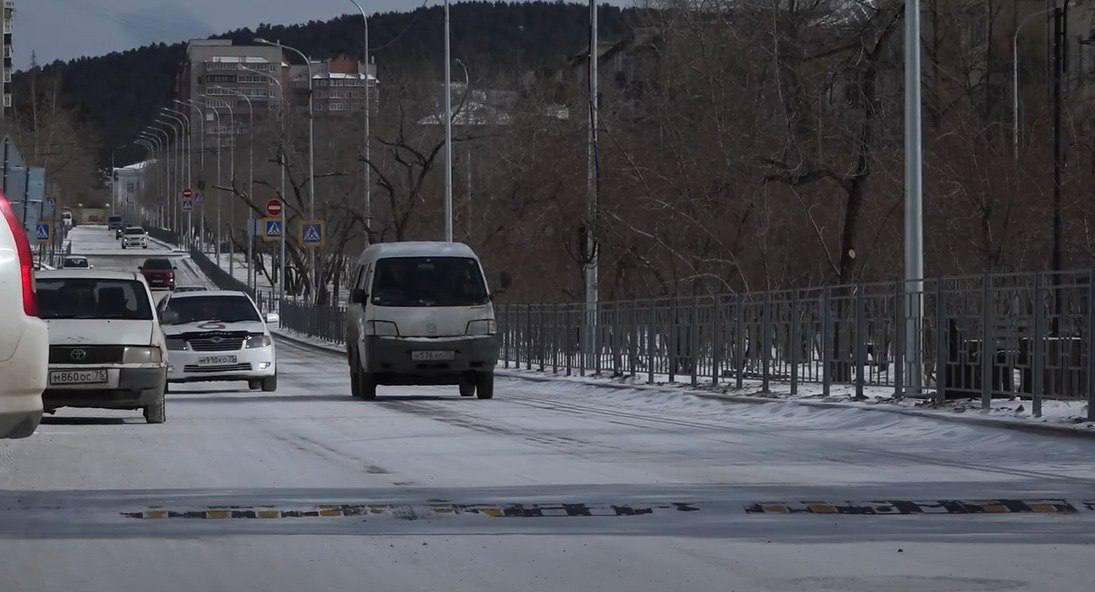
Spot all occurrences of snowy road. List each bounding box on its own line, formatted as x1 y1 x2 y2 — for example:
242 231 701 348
3 228 1095 591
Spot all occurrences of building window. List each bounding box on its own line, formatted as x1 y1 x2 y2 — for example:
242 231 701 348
328 102 349 111
205 74 236 83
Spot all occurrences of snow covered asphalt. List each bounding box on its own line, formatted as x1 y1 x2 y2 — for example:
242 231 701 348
2 227 1095 591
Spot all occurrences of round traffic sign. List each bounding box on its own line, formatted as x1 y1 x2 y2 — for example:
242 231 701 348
182 188 193 198
266 199 283 217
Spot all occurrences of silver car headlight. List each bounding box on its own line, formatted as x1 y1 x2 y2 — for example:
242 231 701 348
245 334 273 349
466 319 497 336
124 346 163 364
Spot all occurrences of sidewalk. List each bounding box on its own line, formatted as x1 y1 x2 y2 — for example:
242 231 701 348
271 327 1095 440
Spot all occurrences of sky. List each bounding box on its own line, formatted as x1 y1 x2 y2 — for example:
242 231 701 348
17 1 627 71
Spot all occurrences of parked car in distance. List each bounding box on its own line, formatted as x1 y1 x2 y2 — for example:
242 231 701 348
0 195 48 439
344 242 505 400
61 210 74 229
159 291 278 392
36 270 167 423
173 285 207 293
62 256 93 269
107 215 124 231
121 226 148 249
139 257 176 291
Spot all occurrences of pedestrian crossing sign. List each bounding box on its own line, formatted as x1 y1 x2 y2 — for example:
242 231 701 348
262 218 283 242
35 223 51 242
301 220 325 248
181 199 193 212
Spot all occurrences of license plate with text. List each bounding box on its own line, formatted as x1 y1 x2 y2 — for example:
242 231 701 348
49 369 109 385
411 350 455 361
198 355 238 366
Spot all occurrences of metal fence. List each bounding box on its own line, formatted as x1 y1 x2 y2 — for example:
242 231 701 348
255 269 1095 420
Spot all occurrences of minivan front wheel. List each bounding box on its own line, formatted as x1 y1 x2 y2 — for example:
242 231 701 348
475 372 494 400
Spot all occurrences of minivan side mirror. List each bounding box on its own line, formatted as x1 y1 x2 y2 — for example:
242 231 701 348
350 289 369 304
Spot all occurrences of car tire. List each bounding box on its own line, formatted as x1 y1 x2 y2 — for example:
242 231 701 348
143 389 166 424
459 380 476 397
354 369 377 400
475 372 495 400
248 379 262 391
121 244 127 249
261 374 277 392
350 353 363 398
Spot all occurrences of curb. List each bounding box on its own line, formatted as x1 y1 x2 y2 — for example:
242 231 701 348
271 330 1095 440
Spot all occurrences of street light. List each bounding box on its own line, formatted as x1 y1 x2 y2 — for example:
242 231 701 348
156 117 185 238
110 142 132 216
160 108 191 245
444 0 453 242
240 64 288 306
903 0 924 395
255 37 318 299
180 99 210 251
203 90 237 275
348 0 373 238
196 96 226 266
147 124 174 231
210 85 256 292
1013 7 1054 161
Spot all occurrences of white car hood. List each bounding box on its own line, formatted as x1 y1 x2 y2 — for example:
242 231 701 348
46 319 155 346
161 320 267 336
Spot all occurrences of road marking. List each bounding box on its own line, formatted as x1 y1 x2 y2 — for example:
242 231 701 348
121 502 697 521
746 499 1087 515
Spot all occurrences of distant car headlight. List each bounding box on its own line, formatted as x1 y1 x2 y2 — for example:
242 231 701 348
245 334 273 349
365 320 400 336
165 337 188 351
466 319 497 336
124 346 163 364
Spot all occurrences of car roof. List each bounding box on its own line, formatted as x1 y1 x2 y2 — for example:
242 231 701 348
166 290 251 299
63 256 87 260
358 241 478 262
38 270 141 281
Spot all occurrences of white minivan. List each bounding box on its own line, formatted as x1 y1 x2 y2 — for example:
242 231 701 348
345 242 506 400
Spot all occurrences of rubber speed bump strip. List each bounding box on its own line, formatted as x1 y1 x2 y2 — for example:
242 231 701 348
745 499 1081 515
122 502 702 521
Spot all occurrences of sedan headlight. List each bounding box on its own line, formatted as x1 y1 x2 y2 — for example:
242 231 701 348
245 334 273 349
124 346 163 364
466 319 497 336
165 337 188 351
365 320 400 336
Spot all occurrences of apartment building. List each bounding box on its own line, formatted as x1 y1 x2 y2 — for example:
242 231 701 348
2 1 13 119
288 54 377 115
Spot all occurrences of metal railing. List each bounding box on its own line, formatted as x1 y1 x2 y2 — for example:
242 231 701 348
249 269 1095 420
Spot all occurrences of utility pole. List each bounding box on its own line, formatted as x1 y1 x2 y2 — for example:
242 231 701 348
348 0 372 239
584 0 600 370
1051 1 1069 274
904 0 924 394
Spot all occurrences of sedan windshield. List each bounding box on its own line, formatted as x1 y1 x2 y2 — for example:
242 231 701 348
37 278 153 320
371 257 488 307
142 259 172 270
162 295 261 325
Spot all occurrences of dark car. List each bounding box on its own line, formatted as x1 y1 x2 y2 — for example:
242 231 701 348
107 215 124 231
139 258 176 291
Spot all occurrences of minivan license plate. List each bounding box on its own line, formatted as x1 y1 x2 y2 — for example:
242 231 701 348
199 355 237 366
412 350 455 361
50 369 108 385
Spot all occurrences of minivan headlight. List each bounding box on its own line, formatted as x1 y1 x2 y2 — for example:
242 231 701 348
245 334 273 349
124 346 163 364
466 319 497 336
365 320 400 336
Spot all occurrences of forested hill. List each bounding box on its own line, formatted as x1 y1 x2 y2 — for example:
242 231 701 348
17 1 631 168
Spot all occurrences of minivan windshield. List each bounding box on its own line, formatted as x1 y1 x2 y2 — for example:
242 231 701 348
162 295 261 325
125 227 144 235
371 257 488 307
37 278 153 320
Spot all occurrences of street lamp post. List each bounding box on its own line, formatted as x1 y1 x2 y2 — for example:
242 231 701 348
110 143 131 216
157 116 186 240
348 0 373 238
444 0 454 242
179 99 207 251
256 38 317 300
1013 7 1054 162
241 65 288 305
138 132 161 225
203 94 236 274
161 108 192 246
903 0 925 395
211 86 255 292
197 97 226 266
149 124 175 232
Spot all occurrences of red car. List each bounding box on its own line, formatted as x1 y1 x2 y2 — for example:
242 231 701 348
139 258 176 291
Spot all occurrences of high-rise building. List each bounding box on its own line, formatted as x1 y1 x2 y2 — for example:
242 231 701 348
1 1 13 120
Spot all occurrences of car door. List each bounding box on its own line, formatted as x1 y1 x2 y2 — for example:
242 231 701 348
348 263 372 366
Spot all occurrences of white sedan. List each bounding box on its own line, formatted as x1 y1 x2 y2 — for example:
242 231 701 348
0 195 47 438
121 226 148 249
159 291 278 391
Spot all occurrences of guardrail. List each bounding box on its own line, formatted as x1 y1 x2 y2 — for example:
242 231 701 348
257 269 1095 419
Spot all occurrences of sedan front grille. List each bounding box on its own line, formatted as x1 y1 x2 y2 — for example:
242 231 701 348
188 337 245 351
49 346 125 364
183 363 252 374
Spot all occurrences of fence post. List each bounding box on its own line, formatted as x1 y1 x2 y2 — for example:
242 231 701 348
981 274 992 411
566 306 573 376
790 290 800 395
1034 273 1045 418
688 296 698 386
669 299 678 383
735 293 745 390
578 305 585 377
712 296 721 386
855 285 865 400
935 280 947 405
631 302 639 379
894 281 904 399
822 287 832 397
1087 271 1095 421
595 305 603 376
760 292 770 393
539 305 546 372
647 304 656 384
526 304 533 371
502 305 510 369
